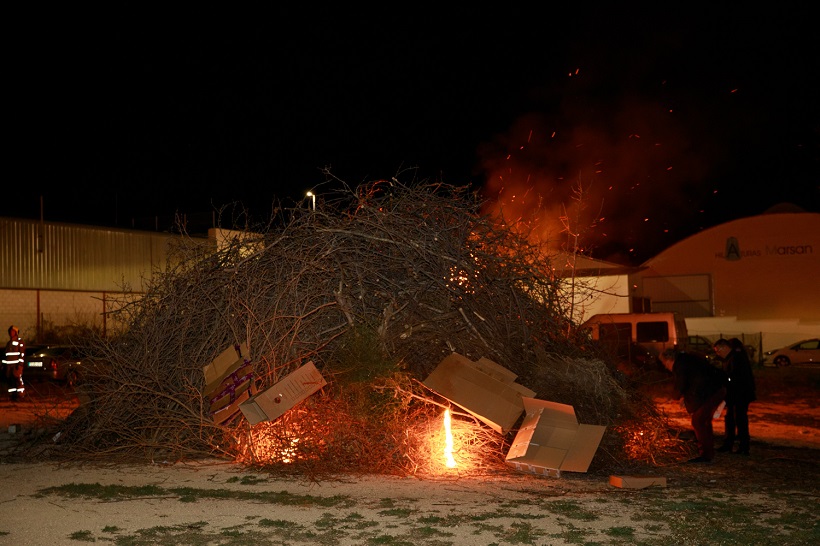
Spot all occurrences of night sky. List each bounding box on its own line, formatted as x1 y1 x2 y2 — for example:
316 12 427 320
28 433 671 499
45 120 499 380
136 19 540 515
6 6 819 265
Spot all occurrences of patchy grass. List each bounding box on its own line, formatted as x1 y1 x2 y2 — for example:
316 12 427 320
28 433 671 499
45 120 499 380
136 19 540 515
27 471 820 546
37 482 352 507
542 499 600 521
67 530 95 542
226 474 268 485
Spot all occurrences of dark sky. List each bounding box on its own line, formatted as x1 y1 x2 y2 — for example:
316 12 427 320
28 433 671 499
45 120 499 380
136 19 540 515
6 6 819 265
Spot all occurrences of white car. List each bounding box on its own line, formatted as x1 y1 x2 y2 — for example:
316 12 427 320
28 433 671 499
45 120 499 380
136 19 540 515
763 338 820 367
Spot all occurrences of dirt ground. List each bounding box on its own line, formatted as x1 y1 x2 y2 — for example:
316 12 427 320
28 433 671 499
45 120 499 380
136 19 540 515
0 367 818 545
644 369 820 450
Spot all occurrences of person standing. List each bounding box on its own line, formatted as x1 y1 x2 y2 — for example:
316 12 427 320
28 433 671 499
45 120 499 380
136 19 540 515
660 348 727 463
714 338 757 455
3 325 26 400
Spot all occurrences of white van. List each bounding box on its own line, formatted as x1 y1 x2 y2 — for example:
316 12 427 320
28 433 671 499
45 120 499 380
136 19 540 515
581 312 689 369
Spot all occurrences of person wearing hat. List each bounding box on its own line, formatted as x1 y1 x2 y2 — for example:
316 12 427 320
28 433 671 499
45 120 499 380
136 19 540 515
660 348 727 463
3 325 26 400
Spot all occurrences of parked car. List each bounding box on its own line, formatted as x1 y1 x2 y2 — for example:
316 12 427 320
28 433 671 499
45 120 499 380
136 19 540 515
23 345 87 386
763 338 820 367
686 335 715 361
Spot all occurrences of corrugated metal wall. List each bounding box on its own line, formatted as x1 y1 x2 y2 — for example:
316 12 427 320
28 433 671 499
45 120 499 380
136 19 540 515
0 217 199 292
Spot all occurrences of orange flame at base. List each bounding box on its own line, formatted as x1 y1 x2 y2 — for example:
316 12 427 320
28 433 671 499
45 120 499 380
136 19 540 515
444 409 456 468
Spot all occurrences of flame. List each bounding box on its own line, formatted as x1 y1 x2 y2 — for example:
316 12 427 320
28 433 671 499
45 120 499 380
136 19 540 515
280 437 299 464
443 409 456 468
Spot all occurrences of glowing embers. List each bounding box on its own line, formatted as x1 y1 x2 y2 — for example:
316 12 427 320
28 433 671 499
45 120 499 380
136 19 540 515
446 247 483 296
446 265 476 294
241 419 316 465
443 409 456 468
280 437 300 464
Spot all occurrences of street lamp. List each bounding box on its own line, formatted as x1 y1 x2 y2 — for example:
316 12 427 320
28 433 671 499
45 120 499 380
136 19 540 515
306 191 316 211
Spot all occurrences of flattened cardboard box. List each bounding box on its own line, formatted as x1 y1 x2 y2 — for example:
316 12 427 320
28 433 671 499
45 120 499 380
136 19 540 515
609 475 667 489
505 397 605 477
422 352 535 434
240 361 327 425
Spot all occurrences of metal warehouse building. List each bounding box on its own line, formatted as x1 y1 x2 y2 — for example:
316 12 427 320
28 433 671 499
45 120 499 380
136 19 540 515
0 217 208 342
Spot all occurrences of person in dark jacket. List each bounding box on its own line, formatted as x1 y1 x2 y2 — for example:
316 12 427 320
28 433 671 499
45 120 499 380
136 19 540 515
660 348 727 463
714 338 757 455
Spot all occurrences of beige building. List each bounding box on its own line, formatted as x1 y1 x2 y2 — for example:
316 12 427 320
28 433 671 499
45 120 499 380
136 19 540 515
629 208 820 353
548 253 633 324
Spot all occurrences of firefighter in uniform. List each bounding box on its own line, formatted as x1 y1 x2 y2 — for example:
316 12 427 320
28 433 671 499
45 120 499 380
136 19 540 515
3 325 25 400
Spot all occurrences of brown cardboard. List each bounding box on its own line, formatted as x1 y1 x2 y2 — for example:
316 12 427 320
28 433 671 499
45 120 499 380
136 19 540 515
210 378 253 413
422 352 535 434
238 394 268 425
203 343 256 425
203 342 250 398
211 387 254 426
505 397 606 477
474 357 518 383
208 361 254 412
239 361 327 425
609 475 667 489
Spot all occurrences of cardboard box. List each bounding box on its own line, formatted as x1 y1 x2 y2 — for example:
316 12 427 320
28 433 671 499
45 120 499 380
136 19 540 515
203 343 257 425
203 343 250 398
422 352 535 434
239 361 327 425
505 397 606 477
609 475 667 489
208 361 254 413
211 387 254 426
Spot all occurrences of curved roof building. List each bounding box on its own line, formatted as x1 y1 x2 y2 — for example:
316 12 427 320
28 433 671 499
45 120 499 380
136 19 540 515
629 209 819 352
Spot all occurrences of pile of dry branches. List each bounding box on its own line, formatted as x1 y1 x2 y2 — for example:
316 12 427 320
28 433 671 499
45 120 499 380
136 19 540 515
42 178 679 475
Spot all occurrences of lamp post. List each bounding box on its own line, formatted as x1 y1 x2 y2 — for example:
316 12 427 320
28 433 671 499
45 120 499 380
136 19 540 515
306 191 316 211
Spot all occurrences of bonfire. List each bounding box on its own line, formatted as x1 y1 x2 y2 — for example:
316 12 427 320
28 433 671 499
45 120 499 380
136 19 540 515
31 178 683 478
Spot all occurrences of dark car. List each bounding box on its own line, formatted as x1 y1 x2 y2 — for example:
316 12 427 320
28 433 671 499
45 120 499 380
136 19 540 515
23 345 86 387
686 335 716 361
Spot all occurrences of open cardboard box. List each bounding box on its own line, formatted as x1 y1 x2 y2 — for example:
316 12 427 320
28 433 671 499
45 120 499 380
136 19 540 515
240 361 327 425
422 352 535 434
203 343 250 398
210 387 255 426
203 343 256 425
505 397 606 477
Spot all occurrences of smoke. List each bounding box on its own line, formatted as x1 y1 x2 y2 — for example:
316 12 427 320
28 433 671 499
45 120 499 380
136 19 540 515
476 76 725 265
470 11 764 267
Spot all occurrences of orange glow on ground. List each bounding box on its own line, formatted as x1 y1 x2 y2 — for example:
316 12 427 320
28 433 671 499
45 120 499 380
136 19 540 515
444 409 456 468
